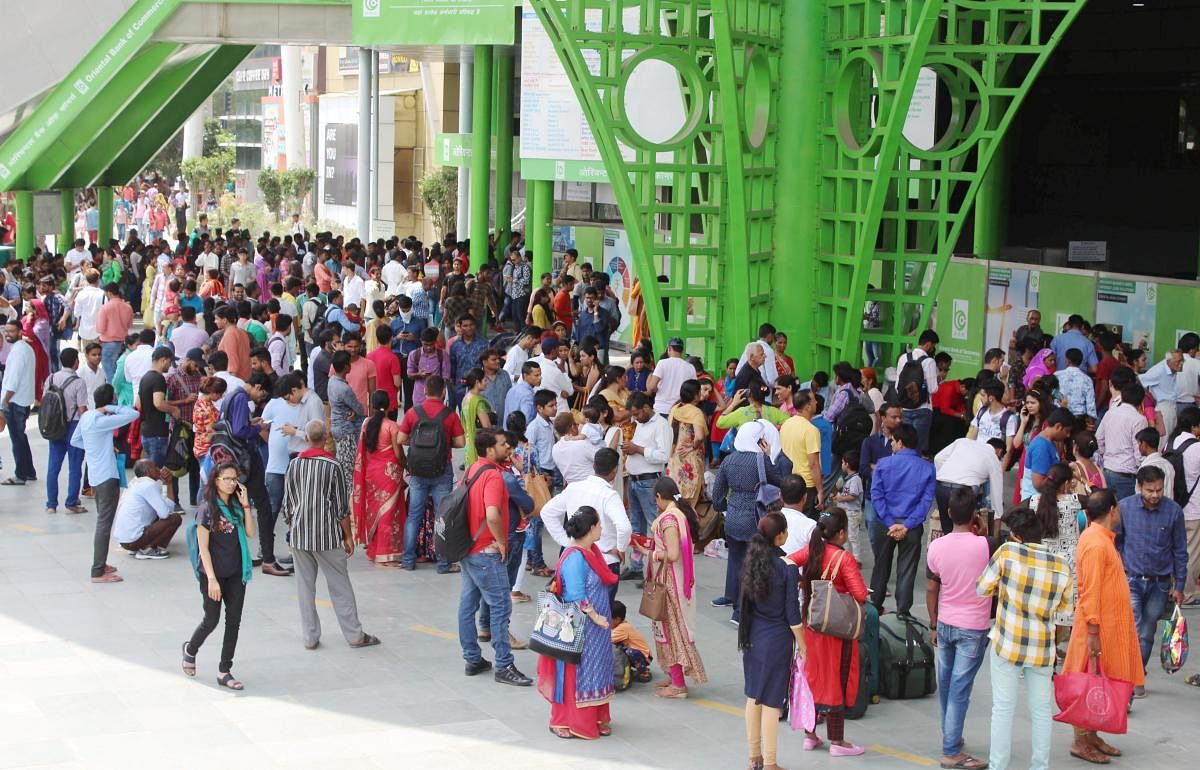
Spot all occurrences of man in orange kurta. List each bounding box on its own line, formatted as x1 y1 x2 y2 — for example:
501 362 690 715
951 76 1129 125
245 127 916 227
1064 490 1144 763
216 306 251 380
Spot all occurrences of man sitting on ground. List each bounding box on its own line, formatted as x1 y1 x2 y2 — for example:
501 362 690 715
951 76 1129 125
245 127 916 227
111 459 182 559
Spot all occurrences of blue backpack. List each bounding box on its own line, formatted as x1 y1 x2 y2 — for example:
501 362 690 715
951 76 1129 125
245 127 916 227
185 512 201 578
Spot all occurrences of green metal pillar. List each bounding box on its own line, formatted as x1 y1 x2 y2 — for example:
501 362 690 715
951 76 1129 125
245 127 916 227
14 192 33 260
493 48 514 251
96 186 114 245
60 189 75 250
469 45 494 270
529 180 553 280
773 0 824 375
973 133 1009 259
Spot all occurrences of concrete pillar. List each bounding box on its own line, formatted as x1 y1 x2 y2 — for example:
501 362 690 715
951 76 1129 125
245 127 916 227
456 60 472 240
281 46 304 171
14 192 33 259
60 190 75 251
356 47 373 241
182 103 208 161
469 45 493 269
493 49 514 249
96 186 114 245
371 48 381 239
529 180 553 279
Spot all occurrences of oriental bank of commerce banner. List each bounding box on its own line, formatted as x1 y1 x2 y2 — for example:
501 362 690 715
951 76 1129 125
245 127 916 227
352 0 515 45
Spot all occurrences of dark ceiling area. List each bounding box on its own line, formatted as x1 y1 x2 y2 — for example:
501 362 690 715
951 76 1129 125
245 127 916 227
1001 1 1200 278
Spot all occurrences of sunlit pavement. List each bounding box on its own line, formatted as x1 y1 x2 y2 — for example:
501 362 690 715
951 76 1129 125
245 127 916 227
0 435 1195 770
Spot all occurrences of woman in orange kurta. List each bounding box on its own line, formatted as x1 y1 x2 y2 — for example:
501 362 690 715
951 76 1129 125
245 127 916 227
1063 489 1144 764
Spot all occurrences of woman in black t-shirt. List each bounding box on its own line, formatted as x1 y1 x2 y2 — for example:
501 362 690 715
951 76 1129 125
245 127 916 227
182 461 256 690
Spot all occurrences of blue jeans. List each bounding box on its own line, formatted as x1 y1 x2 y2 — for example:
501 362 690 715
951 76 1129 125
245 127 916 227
459 551 514 669
523 517 546 567
141 435 168 466
266 472 285 517
627 476 658 572
1103 469 1136 502
902 407 933 455
936 622 989 757
405 465 453 569
989 648 1054 770
863 499 880 556
480 530 524 628
101 341 123 383
1128 575 1171 668
4 403 35 481
46 421 84 508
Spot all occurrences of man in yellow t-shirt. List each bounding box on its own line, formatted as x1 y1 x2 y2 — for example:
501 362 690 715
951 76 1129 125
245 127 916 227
780 389 825 510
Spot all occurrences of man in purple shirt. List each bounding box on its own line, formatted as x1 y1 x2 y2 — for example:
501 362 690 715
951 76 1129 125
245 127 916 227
870 422 935 615
407 327 451 405
168 306 209 365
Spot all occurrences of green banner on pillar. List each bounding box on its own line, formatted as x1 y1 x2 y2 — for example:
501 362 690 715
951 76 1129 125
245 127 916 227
353 0 515 45
1154 283 1198 362
933 259 987 380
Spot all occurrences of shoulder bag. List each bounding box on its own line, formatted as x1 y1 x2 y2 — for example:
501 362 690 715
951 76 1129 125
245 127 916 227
529 548 587 663
639 554 670 621
805 549 865 640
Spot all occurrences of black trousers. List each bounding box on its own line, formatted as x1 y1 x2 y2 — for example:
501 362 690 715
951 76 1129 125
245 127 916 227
869 521 922 615
247 451 275 563
188 573 246 674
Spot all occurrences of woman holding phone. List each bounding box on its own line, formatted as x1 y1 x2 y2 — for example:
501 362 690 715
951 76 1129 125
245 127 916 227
181 461 256 690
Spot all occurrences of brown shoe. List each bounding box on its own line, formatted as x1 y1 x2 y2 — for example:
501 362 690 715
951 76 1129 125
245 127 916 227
91 573 123 584
262 562 294 577
508 632 528 650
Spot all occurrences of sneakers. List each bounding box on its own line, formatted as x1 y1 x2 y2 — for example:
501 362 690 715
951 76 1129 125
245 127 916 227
135 548 168 560
494 664 533 687
465 658 493 676
153 547 169 558
711 596 733 607
65 504 88 514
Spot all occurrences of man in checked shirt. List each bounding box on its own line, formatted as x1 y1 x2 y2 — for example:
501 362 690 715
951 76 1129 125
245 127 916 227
978 504 1071 770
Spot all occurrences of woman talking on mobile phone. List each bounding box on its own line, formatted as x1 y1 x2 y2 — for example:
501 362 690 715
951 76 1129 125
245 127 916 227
181 461 256 690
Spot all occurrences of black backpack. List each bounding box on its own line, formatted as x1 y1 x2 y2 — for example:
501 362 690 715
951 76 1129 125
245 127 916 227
38 373 78 440
1164 438 1200 505
308 302 336 342
407 404 454 478
832 400 873 457
433 465 491 563
894 352 929 410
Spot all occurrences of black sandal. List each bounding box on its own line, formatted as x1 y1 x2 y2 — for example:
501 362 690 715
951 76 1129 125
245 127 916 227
216 672 244 690
181 642 196 677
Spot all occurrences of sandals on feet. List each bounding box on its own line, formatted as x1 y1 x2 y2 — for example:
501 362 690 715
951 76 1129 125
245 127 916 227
349 633 381 648
654 686 688 699
940 756 987 769
549 726 574 740
181 642 196 677
531 566 552 578
1070 746 1110 765
598 722 612 737
216 672 244 691
1090 739 1122 758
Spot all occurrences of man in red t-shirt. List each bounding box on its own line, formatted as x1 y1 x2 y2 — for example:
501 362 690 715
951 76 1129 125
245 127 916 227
552 275 575 331
457 428 533 687
397 375 465 571
367 325 402 416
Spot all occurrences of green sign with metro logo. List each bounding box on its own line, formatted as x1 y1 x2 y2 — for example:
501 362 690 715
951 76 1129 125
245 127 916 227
353 0 515 45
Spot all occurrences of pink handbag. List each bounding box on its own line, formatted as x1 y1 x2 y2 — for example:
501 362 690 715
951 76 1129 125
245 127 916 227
1053 657 1133 735
788 655 817 732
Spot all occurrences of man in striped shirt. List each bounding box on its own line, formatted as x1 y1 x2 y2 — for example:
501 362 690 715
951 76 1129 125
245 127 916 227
280 420 380 651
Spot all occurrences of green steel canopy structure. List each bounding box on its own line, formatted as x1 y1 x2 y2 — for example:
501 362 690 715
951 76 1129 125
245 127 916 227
0 0 1088 373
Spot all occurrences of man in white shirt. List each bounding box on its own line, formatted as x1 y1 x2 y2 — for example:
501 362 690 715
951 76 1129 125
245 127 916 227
540 448 631 599
966 381 1016 456
112 459 181 559
197 242 220 275
168 307 209 365
1 320 36 484
382 250 407 294
64 238 91 274
80 343 107 409
71 270 106 346
340 261 365 312
550 413 599 485
528 338 573 413
933 437 1005 536
1137 427 1175 499
735 323 779 389
1176 333 1200 414
893 329 941 455
779 474 817 554
503 328 540 383
122 329 157 395
620 391 673 579
647 338 698 417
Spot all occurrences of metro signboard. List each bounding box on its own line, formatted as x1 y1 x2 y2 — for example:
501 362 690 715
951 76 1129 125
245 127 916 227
352 0 515 45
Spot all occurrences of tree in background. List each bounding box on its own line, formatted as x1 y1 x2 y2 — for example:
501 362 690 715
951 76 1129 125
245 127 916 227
180 121 235 225
258 168 316 221
258 168 284 221
418 166 458 241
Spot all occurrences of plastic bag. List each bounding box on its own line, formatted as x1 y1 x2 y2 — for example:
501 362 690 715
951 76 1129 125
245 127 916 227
1053 658 1133 735
788 656 817 732
703 538 728 559
1161 605 1189 675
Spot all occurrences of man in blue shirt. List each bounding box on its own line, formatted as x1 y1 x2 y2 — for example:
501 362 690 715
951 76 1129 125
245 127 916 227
324 290 361 337
449 314 489 406
1049 314 1098 373
1140 350 1184 439
1116 465 1188 690
869 422 935 615
227 373 292 577
389 295 427 410
503 361 541 426
574 287 610 350
860 403 901 556
527 390 559 485
1020 409 1075 499
71 383 138 583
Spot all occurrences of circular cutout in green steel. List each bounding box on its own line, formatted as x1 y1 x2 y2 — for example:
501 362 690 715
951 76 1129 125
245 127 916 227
903 57 989 161
834 51 885 158
616 49 707 151
741 47 772 152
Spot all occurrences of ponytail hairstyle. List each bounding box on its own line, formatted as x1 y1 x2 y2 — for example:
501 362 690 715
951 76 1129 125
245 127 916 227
740 512 788 606
800 507 849 611
362 389 390 450
1035 462 1073 539
653 476 699 541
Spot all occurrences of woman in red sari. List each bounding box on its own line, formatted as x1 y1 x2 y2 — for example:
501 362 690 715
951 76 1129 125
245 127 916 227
351 390 407 566
20 298 50 403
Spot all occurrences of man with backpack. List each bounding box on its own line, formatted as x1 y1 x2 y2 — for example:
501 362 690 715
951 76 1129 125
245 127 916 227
398 374 465 572
454 428 533 687
43 348 89 514
966 381 1016 459
892 330 941 455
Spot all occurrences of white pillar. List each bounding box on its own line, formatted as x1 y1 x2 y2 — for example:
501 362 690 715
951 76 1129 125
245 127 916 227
456 60 472 239
371 49 381 239
281 46 304 171
182 102 209 161
357 47 372 241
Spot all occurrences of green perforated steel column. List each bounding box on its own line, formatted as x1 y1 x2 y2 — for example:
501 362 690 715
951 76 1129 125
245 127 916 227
493 48 514 249
97 186 114 245
529 179 552 280
60 190 75 249
974 133 1009 259
470 45 493 270
14 192 33 261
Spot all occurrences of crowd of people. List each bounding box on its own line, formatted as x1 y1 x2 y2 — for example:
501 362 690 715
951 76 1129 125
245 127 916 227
1 206 1197 768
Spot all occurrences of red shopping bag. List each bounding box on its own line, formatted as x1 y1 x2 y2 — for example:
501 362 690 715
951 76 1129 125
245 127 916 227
1053 657 1133 735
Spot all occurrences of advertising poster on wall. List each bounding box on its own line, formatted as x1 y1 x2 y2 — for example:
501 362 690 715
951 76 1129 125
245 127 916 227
602 228 634 345
322 123 357 206
1095 277 1157 354
352 0 514 46
550 225 574 276
985 265 1038 353
1036 270 1096 340
933 259 987 379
